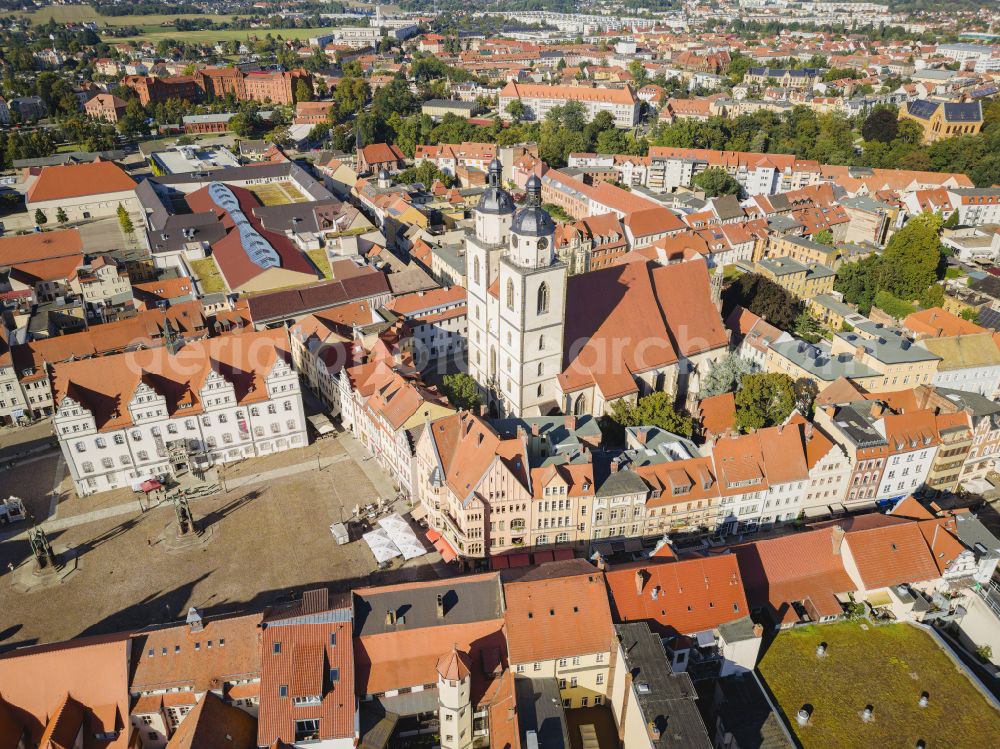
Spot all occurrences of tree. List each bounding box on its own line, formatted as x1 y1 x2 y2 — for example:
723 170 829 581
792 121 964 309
441 373 480 411
813 229 834 246
734 373 796 433
294 78 313 103
881 212 943 299
692 167 742 198
55 207 68 224
608 392 694 438
918 283 945 309
34 208 47 225
722 273 801 331
862 107 899 143
117 203 133 234
794 309 824 344
793 378 819 417
230 108 261 138
960 308 981 324
700 353 758 397
834 254 882 314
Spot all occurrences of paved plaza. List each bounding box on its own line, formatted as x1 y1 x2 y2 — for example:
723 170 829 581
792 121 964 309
0 430 450 651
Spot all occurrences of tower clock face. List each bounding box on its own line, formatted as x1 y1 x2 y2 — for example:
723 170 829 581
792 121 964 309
537 237 549 250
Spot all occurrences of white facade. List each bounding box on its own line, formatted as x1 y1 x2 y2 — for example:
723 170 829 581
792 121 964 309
874 445 936 500
54 339 307 497
467 171 567 417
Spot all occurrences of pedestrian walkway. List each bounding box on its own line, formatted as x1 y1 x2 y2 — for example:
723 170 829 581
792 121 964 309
334 429 398 500
0 452 353 541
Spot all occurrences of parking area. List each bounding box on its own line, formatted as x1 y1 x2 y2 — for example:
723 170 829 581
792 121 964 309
0 432 451 650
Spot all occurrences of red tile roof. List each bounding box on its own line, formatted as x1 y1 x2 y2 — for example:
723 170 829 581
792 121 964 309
605 556 748 637
844 522 941 591
503 569 614 663
0 228 84 265
27 161 136 203
257 613 354 747
734 527 855 625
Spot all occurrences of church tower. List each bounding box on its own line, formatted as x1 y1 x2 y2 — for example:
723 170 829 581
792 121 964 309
467 169 566 417
437 646 473 749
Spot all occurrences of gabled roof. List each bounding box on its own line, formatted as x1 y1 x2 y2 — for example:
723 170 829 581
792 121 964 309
503 567 613 663
27 161 136 204
844 522 941 590
165 692 256 749
604 556 748 638
734 527 855 625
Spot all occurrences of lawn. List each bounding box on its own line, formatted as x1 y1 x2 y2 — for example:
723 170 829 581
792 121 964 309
188 256 226 294
248 181 309 207
757 621 1000 749
307 249 333 279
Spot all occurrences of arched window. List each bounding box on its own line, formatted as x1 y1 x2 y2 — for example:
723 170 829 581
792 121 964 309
473 256 481 286
574 393 586 415
537 282 550 314
490 347 497 377
537 362 544 376
506 279 515 310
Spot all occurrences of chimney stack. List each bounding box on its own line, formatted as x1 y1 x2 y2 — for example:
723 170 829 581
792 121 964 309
565 415 577 431
635 569 646 596
531 423 540 437
436 594 445 620
636 427 648 445
593 551 607 571
386 608 396 626
831 525 846 556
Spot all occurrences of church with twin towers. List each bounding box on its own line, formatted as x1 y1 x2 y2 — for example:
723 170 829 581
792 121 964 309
465 160 567 418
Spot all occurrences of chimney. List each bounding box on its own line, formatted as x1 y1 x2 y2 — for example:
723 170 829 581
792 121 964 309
386 608 396 626
565 415 577 431
636 427 648 445
479 404 488 417
635 569 647 595
805 422 814 441
870 403 884 419
651 585 660 600
753 623 764 638
594 551 607 571
855 344 865 358
831 525 846 556
531 423 540 437
610 457 620 474
436 594 445 620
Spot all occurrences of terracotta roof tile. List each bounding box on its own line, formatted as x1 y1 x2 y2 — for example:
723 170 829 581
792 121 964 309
27 161 135 203
605 556 748 637
503 569 614 663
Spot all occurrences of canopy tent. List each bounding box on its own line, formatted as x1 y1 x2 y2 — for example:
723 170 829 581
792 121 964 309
139 479 162 493
378 513 427 560
363 528 402 565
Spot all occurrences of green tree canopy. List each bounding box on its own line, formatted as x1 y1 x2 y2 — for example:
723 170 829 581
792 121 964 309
608 392 694 438
880 212 943 300
441 373 481 411
700 353 758 398
692 167 742 198
734 373 796 432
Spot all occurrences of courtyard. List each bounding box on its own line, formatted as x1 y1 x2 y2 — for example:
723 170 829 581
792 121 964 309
247 180 311 206
757 620 1000 748
0 431 450 651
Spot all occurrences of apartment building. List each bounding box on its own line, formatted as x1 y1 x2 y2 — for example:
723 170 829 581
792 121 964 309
646 146 822 195
498 82 640 128
504 563 615 710
51 328 307 497
754 256 836 300
338 359 455 496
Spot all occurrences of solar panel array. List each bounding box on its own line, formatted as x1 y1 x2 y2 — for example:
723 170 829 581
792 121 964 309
943 102 983 122
906 100 939 120
207 182 280 269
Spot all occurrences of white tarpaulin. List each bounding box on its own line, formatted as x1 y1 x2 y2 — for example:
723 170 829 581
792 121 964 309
378 513 428 560
363 528 402 564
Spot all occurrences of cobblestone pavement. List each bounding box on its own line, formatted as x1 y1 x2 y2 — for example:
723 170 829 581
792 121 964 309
0 430 454 650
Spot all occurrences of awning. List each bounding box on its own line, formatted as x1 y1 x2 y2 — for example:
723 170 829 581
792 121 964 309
867 591 892 607
425 528 441 543
409 504 427 522
508 552 531 568
490 555 510 570
378 513 427 560
533 550 555 563
433 535 458 563
140 479 162 493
